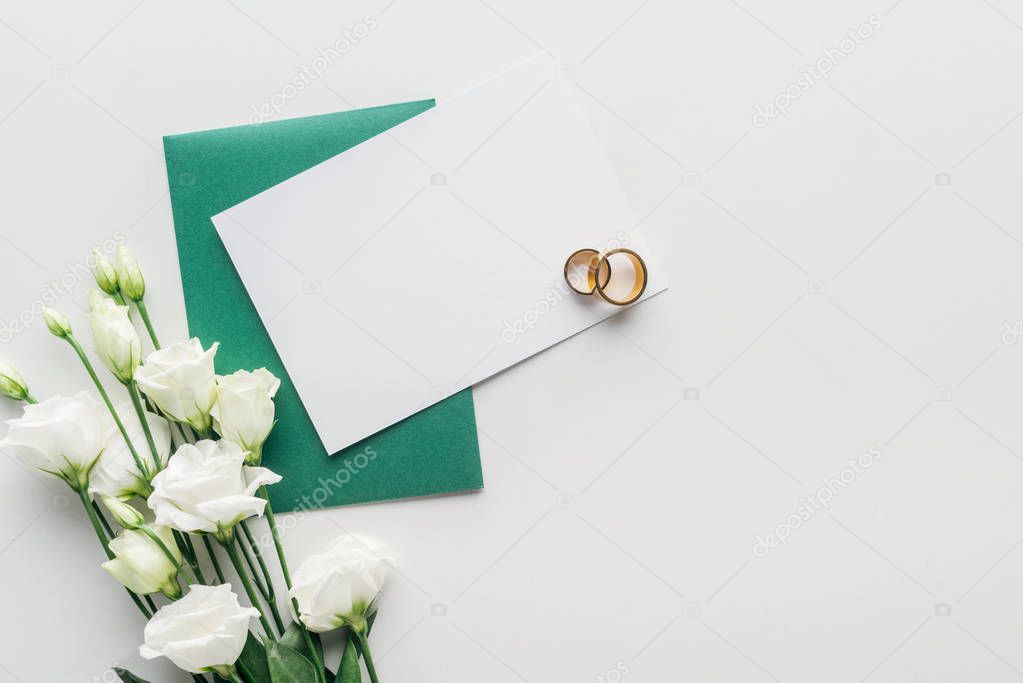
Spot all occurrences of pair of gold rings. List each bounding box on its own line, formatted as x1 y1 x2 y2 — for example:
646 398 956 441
564 248 648 306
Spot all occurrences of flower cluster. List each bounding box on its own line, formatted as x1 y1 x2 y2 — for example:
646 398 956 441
0 245 393 683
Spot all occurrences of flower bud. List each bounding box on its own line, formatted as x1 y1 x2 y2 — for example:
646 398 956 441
87 290 141 383
211 369 280 464
102 526 182 598
101 495 145 529
0 362 29 401
43 308 72 338
116 245 146 301
92 248 120 296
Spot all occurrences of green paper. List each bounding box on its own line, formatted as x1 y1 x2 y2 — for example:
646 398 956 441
163 103 483 511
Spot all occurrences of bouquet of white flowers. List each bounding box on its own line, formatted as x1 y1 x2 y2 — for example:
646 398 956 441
0 245 392 683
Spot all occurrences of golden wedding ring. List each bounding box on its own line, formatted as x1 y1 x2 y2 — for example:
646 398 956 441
563 247 647 306
563 248 611 295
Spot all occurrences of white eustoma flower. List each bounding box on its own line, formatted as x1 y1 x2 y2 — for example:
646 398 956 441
102 526 181 598
211 368 280 464
289 534 394 633
140 584 259 675
135 339 219 433
0 392 109 486
90 401 170 499
0 362 29 401
148 439 280 538
87 290 141 383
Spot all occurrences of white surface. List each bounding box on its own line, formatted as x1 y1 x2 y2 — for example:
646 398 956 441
214 56 666 453
1 1 1022 681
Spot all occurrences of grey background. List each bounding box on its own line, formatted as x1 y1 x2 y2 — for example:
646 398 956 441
1 0 1022 680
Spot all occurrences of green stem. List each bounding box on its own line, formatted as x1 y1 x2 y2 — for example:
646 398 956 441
91 500 114 539
135 298 161 350
262 489 325 681
227 670 244 683
237 525 270 597
76 486 152 619
239 522 285 634
354 630 380 683
23 394 37 404
65 335 151 486
203 536 226 583
262 494 294 587
126 381 162 471
221 534 275 639
173 530 207 585
80 490 114 559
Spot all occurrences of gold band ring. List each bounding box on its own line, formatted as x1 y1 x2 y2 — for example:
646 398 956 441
563 248 611 295
594 248 647 306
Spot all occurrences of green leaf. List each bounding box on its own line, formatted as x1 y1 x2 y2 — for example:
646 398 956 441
280 621 324 668
338 635 361 683
336 611 376 683
267 641 319 683
324 669 337 683
114 669 151 683
236 631 271 683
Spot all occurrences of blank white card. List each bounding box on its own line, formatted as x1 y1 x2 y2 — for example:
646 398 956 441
213 57 667 453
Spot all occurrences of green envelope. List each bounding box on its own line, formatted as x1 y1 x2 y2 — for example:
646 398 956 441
162 102 483 512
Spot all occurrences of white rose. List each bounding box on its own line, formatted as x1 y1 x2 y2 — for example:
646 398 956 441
88 290 142 383
90 401 170 499
102 525 182 598
148 439 280 538
140 584 259 675
211 368 280 463
0 392 109 486
135 339 219 433
289 534 394 633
